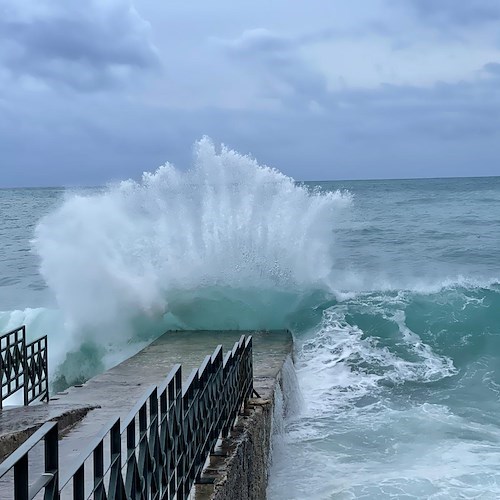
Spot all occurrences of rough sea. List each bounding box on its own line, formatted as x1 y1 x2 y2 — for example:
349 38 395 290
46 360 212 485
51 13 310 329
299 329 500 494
1 139 499 499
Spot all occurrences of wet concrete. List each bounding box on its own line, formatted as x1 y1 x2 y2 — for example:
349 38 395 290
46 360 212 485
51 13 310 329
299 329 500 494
0 330 292 497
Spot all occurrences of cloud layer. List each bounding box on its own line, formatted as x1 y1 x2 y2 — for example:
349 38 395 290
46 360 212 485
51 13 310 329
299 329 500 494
0 0 499 186
0 0 159 90
408 0 500 26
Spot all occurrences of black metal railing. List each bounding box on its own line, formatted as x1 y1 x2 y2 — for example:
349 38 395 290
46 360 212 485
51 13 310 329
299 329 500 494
0 421 59 499
0 335 254 499
0 325 49 409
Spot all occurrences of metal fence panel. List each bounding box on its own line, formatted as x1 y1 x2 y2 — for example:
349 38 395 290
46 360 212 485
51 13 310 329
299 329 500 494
0 326 49 409
0 326 26 408
24 335 49 406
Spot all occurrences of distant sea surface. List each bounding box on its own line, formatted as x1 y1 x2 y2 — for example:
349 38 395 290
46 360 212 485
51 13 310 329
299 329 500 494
1 164 499 498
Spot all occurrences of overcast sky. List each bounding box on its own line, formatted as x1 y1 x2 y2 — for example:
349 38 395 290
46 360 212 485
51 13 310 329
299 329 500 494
1 0 499 187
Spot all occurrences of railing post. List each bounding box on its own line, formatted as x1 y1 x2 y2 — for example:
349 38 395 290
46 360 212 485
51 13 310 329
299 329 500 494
108 421 124 500
44 422 59 500
125 419 139 498
13 454 29 500
44 336 50 403
22 326 29 407
73 465 85 500
93 441 105 499
149 388 161 497
171 367 183 499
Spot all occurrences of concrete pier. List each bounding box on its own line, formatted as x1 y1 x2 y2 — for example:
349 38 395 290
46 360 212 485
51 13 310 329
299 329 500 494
0 330 293 498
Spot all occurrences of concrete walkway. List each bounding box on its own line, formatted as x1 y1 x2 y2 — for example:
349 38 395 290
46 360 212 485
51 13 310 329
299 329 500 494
0 330 292 495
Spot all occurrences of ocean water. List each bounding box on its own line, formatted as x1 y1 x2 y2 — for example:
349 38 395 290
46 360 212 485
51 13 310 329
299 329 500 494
1 139 499 498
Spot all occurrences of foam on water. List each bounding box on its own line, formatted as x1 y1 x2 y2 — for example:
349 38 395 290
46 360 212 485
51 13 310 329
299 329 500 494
268 282 500 499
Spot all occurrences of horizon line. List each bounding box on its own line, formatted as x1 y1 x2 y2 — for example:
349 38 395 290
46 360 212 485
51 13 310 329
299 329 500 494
1 173 499 190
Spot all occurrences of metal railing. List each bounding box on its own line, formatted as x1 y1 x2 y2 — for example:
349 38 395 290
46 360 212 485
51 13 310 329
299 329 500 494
0 335 254 499
0 325 49 409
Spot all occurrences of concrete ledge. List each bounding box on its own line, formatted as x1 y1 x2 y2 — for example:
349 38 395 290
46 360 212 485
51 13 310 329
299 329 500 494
0 405 94 461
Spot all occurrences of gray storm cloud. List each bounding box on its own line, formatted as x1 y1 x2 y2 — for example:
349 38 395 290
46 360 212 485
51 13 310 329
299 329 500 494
407 0 500 25
0 0 159 90
221 29 329 107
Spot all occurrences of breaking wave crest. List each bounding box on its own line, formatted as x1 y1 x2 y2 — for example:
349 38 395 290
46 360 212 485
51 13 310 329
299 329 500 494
31 137 350 385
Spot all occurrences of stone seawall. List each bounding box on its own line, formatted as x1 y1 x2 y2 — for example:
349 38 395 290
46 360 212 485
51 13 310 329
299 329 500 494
196 352 293 500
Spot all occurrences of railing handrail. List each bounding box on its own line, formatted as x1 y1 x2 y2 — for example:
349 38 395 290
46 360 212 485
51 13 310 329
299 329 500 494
120 383 158 431
2 325 26 338
0 421 57 478
157 362 181 395
59 415 120 489
0 334 254 499
182 367 199 398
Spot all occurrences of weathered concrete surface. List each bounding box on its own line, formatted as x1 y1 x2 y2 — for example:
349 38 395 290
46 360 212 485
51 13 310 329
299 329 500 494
0 329 292 497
